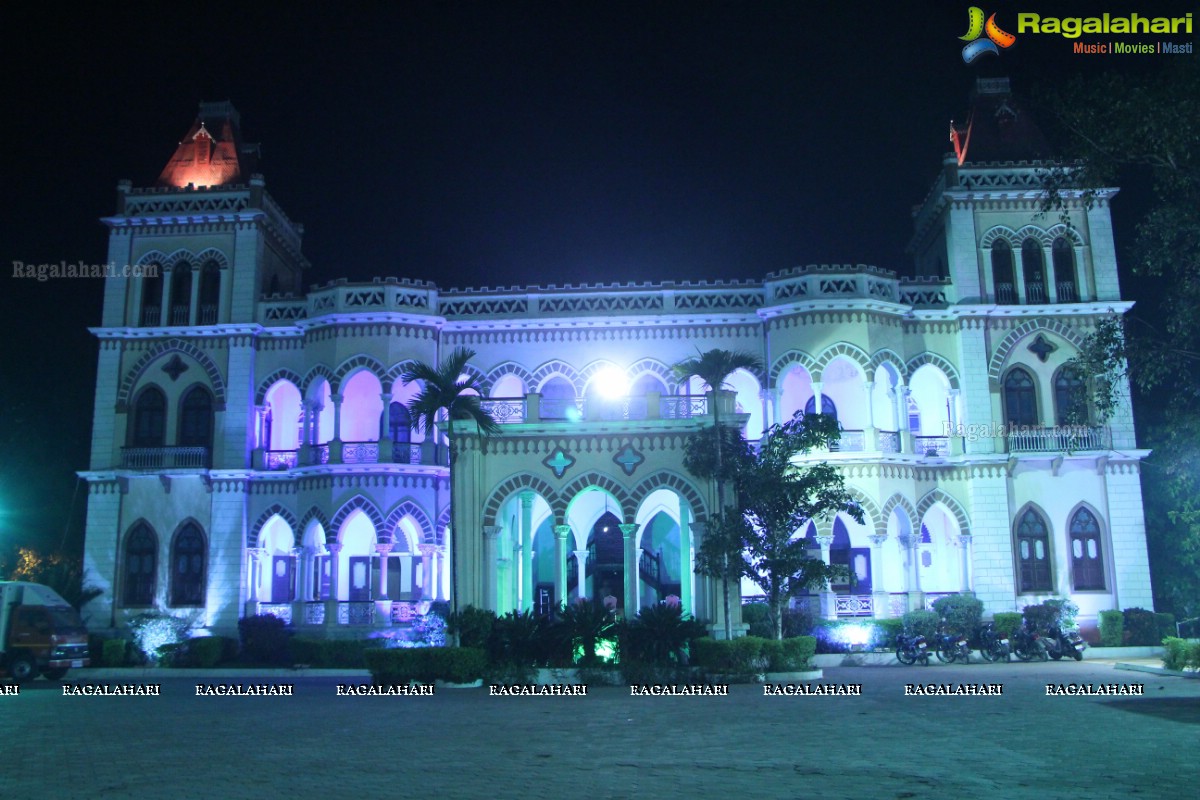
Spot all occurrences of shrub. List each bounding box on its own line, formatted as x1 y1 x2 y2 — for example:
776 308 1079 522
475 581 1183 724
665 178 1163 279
489 610 551 667
901 610 939 640
551 600 618 666
364 647 487 685
1098 610 1124 647
187 636 227 668
690 636 766 678
620 604 706 666
992 612 1023 639
1122 607 1158 646
102 638 131 667
777 636 816 670
88 634 108 665
1161 637 1200 671
1044 598 1080 630
932 594 984 637
1156 612 1177 641
289 637 381 668
447 606 497 649
238 614 291 665
127 612 192 662
741 602 771 638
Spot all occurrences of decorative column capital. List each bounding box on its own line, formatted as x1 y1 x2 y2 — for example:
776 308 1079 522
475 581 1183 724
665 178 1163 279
814 534 834 549
868 533 888 548
327 541 343 555
519 491 535 510
418 543 438 557
483 525 502 539
553 524 571 539
375 543 394 556
618 523 638 539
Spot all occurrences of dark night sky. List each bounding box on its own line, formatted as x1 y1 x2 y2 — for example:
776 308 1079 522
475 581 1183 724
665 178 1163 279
0 1 1191 558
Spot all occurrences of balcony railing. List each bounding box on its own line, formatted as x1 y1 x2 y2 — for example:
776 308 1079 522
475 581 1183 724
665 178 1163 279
121 446 209 470
835 595 874 617
392 442 449 466
660 394 708 419
877 430 900 453
479 397 526 423
141 306 161 326
913 436 950 457
995 282 1015 305
1056 281 1079 303
1007 426 1108 453
1025 282 1047 304
199 304 218 324
830 429 865 452
265 450 298 470
171 305 189 325
342 442 379 464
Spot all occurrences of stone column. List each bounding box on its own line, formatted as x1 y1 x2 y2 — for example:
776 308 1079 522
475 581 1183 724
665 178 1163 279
811 381 824 416
328 393 344 463
324 542 343 626
868 534 889 618
520 493 534 612
1043 244 1058 303
299 401 313 463
187 262 201 325
958 534 974 594
948 389 963 455
375 543 393 626
245 547 263 607
378 392 394 461
483 526 501 612
683 516 699 620
158 269 170 327
418 544 435 600
291 546 307 624
573 550 589 600
620 523 639 614
815 534 837 620
554 524 570 608
901 534 924 613
896 385 913 454
863 380 877 450
760 389 773 433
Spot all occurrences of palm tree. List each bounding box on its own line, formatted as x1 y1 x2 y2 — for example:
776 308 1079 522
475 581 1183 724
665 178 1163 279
674 348 763 639
402 347 500 624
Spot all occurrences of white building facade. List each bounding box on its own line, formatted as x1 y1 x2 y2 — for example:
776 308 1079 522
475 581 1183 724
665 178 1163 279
80 86 1154 639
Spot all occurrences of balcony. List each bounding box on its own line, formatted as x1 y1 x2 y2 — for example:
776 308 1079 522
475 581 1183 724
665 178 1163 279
1007 426 1109 453
1056 281 1079 303
913 435 950 457
121 446 209 470
830 429 865 452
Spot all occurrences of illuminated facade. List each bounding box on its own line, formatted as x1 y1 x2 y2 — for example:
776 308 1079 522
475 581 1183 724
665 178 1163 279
80 85 1153 638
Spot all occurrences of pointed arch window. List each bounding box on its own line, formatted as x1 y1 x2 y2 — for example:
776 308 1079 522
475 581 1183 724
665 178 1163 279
1003 367 1038 428
1054 366 1088 425
170 262 193 325
1021 239 1047 304
178 386 214 453
540 377 576 420
132 387 167 447
140 267 164 326
804 395 837 420
1052 238 1078 302
123 523 158 606
199 261 220 324
1015 508 1052 593
992 240 1015 304
1069 508 1105 590
170 523 207 606
389 401 411 446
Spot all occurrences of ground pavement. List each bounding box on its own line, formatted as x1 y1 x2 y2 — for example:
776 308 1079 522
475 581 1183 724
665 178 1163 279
2 659 1197 800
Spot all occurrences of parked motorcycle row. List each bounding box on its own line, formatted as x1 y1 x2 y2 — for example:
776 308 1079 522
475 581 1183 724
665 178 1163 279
895 621 1087 665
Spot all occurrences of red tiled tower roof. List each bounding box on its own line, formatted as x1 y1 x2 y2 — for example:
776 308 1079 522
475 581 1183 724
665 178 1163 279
157 101 259 188
950 78 1051 165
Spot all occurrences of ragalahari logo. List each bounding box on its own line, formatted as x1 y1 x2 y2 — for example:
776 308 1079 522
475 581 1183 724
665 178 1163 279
960 7 1017 63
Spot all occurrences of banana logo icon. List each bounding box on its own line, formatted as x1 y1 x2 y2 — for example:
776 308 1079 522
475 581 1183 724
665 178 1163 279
959 7 1016 63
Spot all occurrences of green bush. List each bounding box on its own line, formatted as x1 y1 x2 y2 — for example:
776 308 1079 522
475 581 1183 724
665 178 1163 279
1021 603 1057 632
1156 613 1177 641
901 610 939 640
187 636 226 668
102 638 131 667
777 636 816 670
690 636 767 677
1123 607 1158 646
992 612 1023 639
290 637 383 668
447 606 497 649
1161 637 1200 671
88 634 108 665
932 594 984 637
238 614 291 664
1098 610 1124 647
741 603 772 638
364 647 487 685
490 610 552 667
620 604 706 666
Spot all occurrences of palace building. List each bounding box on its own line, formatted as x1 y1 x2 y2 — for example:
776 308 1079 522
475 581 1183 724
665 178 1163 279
80 80 1154 639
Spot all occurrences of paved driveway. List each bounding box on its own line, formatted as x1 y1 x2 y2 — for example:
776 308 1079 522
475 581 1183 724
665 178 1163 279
2 661 1196 800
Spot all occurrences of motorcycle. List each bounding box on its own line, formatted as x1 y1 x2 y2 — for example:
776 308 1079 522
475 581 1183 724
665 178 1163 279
1012 623 1048 662
895 632 931 666
934 623 972 664
1041 625 1087 661
977 622 1011 663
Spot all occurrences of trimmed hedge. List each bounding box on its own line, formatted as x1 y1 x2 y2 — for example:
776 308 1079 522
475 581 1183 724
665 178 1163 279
691 636 763 675
1099 610 1124 647
238 614 291 665
102 638 130 667
364 647 487 685
290 637 383 668
931 594 984 637
1162 637 1200 671
1123 607 1158 646
992 612 1023 639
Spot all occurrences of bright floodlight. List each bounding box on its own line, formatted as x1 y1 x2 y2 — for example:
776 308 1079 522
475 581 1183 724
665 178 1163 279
593 366 629 400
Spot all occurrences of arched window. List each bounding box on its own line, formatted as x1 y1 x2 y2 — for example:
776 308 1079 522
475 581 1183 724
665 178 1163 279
170 523 206 606
178 386 214 452
992 240 1015 304
629 374 667 420
1052 238 1077 302
132 387 167 447
169 262 192 325
199 261 220 324
804 395 837 420
1003 367 1038 428
1021 239 1047 304
1069 508 1105 590
140 267 163 326
123 523 157 606
1015 508 1052 593
1054 366 1088 425
540 377 576 420
389 401 411 445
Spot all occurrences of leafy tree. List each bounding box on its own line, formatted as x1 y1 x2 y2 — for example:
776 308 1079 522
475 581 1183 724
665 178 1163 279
6 547 101 611
1039 61 1200 616
675 348 762 639
402 348 500 623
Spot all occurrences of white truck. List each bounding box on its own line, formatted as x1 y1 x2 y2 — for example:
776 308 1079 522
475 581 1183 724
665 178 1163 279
0 582 90 682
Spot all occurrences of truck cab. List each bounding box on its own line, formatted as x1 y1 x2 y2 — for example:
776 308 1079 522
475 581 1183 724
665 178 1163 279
1 582 91 683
